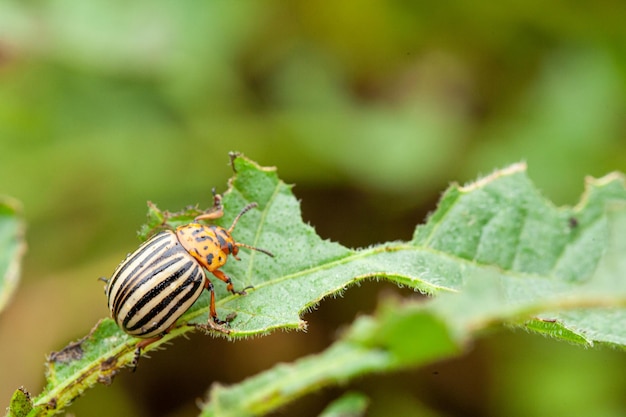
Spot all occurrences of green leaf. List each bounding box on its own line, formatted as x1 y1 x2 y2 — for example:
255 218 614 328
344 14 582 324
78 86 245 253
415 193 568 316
8 387 34 417
11 155 626 416
198 301 457 417
0 196 26 314
413 163 622 282
199 203 626 416
317 392 369 417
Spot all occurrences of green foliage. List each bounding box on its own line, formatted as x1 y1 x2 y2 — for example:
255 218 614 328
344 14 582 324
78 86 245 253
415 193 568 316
6 155 626 416
317 392 369 417
0 196 25 314
8 388 32 417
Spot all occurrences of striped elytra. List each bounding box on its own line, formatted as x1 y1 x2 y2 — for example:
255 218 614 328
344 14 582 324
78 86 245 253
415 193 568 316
106 230 206 338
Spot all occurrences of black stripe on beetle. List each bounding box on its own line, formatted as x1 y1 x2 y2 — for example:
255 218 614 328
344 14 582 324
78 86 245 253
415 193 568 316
121 259 197 329
111 254 186 317
109 233 173 295
125 264 203 333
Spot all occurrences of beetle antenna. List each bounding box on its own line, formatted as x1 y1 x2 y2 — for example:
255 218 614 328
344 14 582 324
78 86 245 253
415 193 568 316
228 202 259 233
228 202 274 257
236 242 274 257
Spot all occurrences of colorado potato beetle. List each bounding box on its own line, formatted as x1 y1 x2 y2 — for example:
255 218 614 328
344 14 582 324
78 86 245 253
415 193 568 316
104 192 273 366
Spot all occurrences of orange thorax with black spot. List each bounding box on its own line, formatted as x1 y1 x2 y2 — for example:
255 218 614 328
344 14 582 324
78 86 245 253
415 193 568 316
176 223 239 272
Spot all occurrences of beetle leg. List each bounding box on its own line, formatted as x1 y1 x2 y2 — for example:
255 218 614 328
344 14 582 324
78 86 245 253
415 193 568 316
205 279 221 323
99 277 110 294
199 274 251 333
210 269 253 295
205 279 231 326
194 279 232 333
194 190 224 222
130 321 179 371
131 334 164 371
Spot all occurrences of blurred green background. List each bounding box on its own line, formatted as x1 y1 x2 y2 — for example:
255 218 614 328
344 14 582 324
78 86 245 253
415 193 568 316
1 1 626 416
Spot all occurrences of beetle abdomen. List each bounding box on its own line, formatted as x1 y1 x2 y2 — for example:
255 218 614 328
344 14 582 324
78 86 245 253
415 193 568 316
106 231 205 338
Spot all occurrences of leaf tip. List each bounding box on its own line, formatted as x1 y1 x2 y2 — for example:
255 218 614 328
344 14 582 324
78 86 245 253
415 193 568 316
8 386 34 417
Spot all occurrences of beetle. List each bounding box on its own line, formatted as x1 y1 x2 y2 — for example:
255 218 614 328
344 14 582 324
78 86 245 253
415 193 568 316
104 192 273 366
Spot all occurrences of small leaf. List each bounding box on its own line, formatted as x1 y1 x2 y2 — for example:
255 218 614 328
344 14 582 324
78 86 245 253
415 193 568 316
136 201 166 240
0 196 26 314
198 300 458 416
8 387 34 417
318 392 369 417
